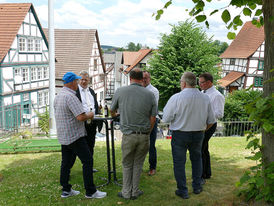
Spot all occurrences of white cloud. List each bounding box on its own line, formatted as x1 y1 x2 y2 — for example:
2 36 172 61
11 0 260 48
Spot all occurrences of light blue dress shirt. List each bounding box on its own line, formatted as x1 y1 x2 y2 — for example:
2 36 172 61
162 88 216 131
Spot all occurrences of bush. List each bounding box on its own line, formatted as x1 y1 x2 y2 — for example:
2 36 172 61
35 107 49 135
223 90 262 136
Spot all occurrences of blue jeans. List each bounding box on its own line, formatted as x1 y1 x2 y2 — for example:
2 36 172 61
149 120 158 170
60 137 96 196
171 131 204 195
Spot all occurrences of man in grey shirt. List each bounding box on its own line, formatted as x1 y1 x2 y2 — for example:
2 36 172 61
110 68 157 200
162 72 215 199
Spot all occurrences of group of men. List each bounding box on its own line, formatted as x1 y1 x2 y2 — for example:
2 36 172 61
54 68 224 200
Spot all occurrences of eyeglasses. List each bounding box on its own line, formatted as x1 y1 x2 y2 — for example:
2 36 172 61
199 80 208 84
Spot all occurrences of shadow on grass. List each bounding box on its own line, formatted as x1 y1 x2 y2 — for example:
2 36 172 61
0 139 252 206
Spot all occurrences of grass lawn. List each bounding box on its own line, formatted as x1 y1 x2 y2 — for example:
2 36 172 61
0 137 256 206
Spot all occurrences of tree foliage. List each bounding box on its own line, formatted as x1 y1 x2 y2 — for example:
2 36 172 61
126 42 148 51
153 0 264 39
147 20 220 109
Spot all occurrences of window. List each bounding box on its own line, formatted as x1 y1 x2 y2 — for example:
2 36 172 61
22 67 29 82
43 67 49 79
254 77 263 87
18 37 42 53
31 67 37 81
27 39 34 51
14 68 21 76
35 39 41 52
94 59 98 71
258 60 264 70
19 38 26 51
23 93 29 101
230 58 236 65
38 91 49 106
37 67 42 80
38 92 43 105
44 92 49 105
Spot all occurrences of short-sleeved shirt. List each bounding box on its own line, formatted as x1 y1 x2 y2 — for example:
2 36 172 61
111 83 157 134
162 88 216 131
54 87 87 145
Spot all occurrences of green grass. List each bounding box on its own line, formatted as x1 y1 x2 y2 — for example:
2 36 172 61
0 137 256 206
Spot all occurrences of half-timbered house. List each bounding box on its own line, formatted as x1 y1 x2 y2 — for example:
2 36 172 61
219 21 264 93
44 29 106 102
122 48 153 86
0 3 49 130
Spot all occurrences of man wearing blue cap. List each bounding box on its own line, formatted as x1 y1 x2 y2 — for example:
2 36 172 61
54 72 107 199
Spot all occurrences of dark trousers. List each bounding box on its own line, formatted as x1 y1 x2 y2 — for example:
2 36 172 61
171 131 204 195
149 120 158 170
60 137 96 195
202 122 217 179
84 122 97 156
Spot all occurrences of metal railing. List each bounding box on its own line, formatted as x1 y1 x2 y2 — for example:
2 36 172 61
0 104 48 139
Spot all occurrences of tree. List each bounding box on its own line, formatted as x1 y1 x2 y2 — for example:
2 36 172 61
126 42 147 51
154 0 274 202
148 20 220 109
212 40 229 56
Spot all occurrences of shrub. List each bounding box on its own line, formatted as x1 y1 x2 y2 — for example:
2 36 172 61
223 90 262 136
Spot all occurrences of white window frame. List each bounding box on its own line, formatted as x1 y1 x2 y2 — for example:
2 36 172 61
22 67 29 82
37 67 42 80
38 91 49 106
31 67 37 81
43 67 49 79
35 39 41 52
19 37 26 52
14 68 21 76
27 39 34 51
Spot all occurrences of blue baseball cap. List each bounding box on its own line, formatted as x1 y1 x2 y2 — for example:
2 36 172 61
62 72 81 84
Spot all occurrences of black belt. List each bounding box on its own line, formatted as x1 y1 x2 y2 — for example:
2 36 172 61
131 131 150 135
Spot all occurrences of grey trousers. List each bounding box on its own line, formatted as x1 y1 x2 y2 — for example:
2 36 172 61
121 133 149 198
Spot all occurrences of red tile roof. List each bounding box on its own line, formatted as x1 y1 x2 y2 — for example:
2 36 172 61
44 29 105 80
218 71 245 87
123 51 139 66
124 49 152 73
0 3 32 62
220 21 264 58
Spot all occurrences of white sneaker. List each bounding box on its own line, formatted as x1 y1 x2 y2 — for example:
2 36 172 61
61 189 80 198
85 190 107 199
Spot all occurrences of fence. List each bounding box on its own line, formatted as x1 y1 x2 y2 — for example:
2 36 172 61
0 104 47 139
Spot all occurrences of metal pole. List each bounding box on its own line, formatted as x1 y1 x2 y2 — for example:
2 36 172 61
49 0 56 138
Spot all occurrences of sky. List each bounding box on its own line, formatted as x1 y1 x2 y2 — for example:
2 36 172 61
1 0 257 48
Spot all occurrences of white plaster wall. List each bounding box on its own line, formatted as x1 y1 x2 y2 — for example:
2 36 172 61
10 50 16 61
249 59 258 68
11 38 17 49
31 25 36 36
246 77 254 87
13 95 21 104
18 24 23 35
258 71 263 75
31 92 38 104
24 24 30 36
23 84 30 90
4 96 12 106
3 55 9 63
2 67 13 79
249 68 256 74
19 54 27 62
28 54 34 62
31 82 38 88
44 80 49 86
24 12 29 23
14 85 22 91
30 12 36 25
35 54 41 61
3 81 13 93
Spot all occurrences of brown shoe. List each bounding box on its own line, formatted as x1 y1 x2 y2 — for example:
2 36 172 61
148 169 156 176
